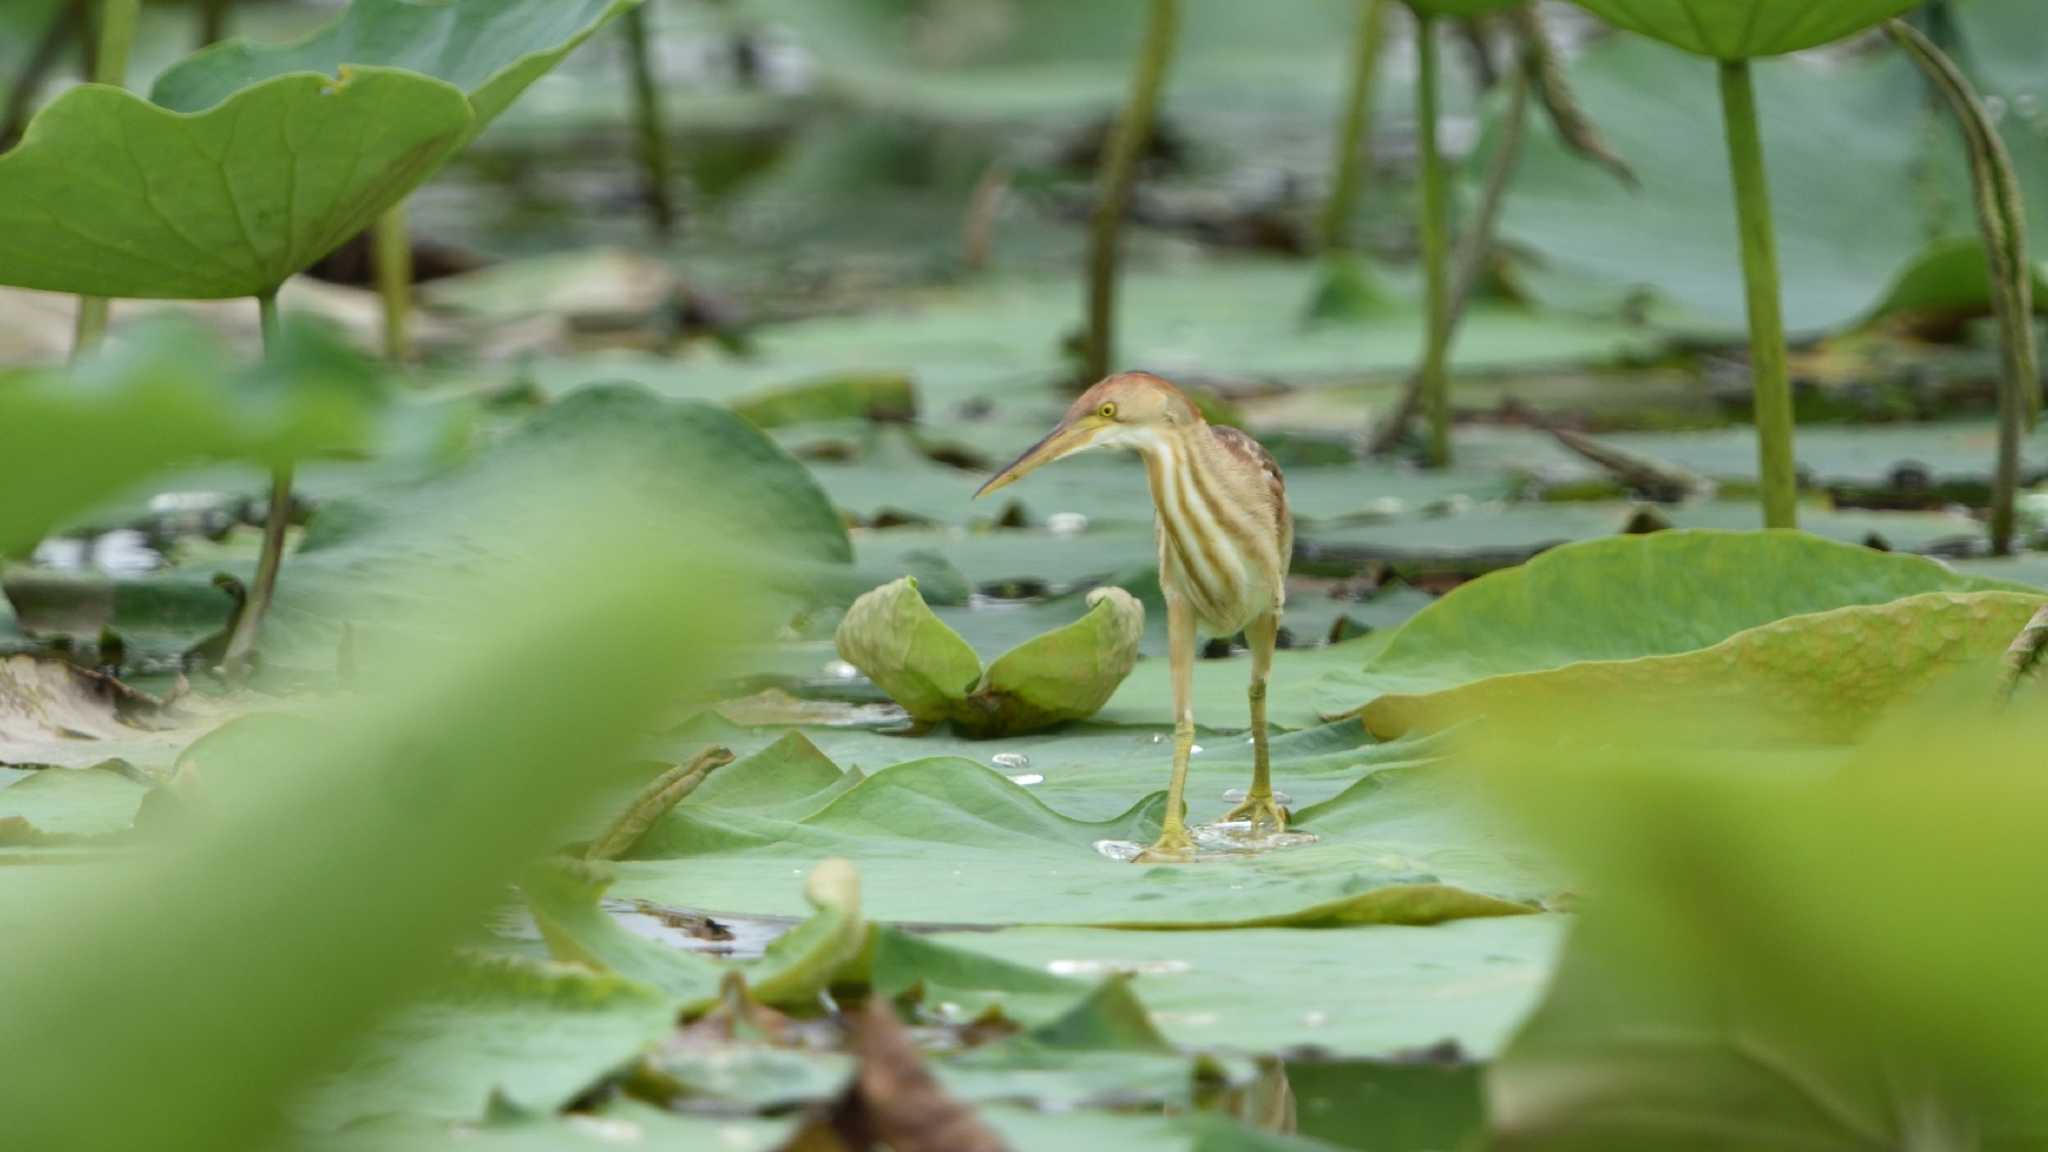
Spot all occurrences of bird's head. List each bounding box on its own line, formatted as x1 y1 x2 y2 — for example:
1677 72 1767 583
974 372 1197 499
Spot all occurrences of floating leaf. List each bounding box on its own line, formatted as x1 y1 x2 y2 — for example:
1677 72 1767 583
1333 531 2020 716
1369 590 2046 741
608 737 1541 928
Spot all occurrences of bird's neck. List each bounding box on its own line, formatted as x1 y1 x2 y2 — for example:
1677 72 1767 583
1132 424 1218 508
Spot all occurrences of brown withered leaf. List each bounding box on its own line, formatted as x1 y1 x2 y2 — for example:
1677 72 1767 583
778 998 1010 1152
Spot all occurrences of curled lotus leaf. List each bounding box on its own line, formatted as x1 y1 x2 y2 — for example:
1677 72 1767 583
835 577 985 725
1565 0 1923 59
834 579 1145 736
963 587 1146 738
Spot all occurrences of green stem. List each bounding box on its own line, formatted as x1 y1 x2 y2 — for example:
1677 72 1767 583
622 2 676 239
220 292 294 678
1717 59 1798 530
197 0 231 46
1416 12 1452 468
1084 0 1178 383
1888 19 2035 557
373 203 412 362
69 0 140 364
1320 0 1389 252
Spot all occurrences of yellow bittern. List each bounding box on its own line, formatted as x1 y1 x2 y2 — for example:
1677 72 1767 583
975 372 1292 861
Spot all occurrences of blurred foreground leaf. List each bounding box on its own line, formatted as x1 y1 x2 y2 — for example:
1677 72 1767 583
0 317 378 557
1472 687 2048 1150
0 467 773 1150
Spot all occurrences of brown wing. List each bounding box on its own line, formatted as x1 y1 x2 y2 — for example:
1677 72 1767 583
1208 425 1293 574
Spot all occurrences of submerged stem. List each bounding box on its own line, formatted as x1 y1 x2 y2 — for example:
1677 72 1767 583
1321 0 1389 253
1717 59 1798 530
621 2 676 238
1416 12 1453 468
1084 0 1178 382
70 0 141 364
1888 20 2035 557
373 203 412 362
220 293 293 679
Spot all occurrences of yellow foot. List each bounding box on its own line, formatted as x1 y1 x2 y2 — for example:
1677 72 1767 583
1134 825 1196 864
1222 791 1289 836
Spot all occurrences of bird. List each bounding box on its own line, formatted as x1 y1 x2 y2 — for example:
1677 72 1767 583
974 371 1292 862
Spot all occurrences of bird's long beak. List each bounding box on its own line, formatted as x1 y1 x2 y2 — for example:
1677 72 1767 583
974 417 1102 500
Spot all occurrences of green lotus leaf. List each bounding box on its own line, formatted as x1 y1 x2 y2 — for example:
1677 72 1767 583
964 587 1146 738
523 854 864 1012
835 576 985 725
836 578 1147 735
149 0 639 141
0 70 470 299
1332 531 2021 730
1566 0 1923 59
0 0 638 300
1370 590 2045 742
0 316 379 556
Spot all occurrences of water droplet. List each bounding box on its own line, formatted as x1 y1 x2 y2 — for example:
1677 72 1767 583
1047 512 1089 536
824 659 860 680
992 752 1030 770
1221 788 1292 804
1148 733 1165 744
1093 839 1144 862
1007 773 1044 786
1189 744 1204 755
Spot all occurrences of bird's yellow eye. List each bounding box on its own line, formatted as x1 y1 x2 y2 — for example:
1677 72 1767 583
1098 402 1117 419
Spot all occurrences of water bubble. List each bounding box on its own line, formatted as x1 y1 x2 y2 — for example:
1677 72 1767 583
1189 744 1204 755
1047 512 1089 536
824 659 861 680
1007 773 1044 786
1302 1011 1329 1028
1191 823 1318 854
1093 839 1145 862
1148 733 1165 744
1221 788 1292 804
992 752 1030 770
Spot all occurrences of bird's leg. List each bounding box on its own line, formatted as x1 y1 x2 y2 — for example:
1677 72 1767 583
1224 611 1287 835
1137 595 1197 862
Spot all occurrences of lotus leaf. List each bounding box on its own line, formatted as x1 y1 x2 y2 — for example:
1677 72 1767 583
1566 0 1923 59
0 0 638 300
835 576 1146 736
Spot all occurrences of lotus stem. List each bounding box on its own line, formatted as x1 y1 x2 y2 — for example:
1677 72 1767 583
1717 59 1798 529
585 747 734 861
621 2 676 239
1321 0 1389 252
1888 20 2035 557
2001 603 2048 701
373 203 412 362
0 0 84 152
197 0 231 46
1416 11 1453 468
1369 65 1529 455
220 292 294 678
69 0 141 363
1084 0 1178 382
